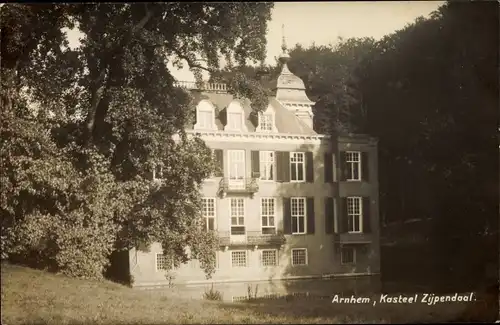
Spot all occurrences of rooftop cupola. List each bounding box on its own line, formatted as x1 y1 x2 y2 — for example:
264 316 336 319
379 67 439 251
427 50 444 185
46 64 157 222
275 25 315 130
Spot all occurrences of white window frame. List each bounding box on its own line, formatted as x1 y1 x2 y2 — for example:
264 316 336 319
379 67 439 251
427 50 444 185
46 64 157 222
230 198 245 234
346 151 361 181
341 246 356 265
259 112 273 132
259 151 275 181
155 253 171 271
194 100 217 131
227 112 243 130
347 196 363 233
202 197 216 231
260 197 276 234
231 250 248 267
291 197 307 235
260 249 278 267
256 104 277 133
224 100 247 132
290 152 306 182
227 150 245 189
291 248 308 266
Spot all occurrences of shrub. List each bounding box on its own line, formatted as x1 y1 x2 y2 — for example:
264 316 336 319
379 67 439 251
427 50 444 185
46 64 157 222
203 283 223 301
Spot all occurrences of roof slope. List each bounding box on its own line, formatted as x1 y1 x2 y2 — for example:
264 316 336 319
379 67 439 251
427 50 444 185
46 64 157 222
186 91 316 135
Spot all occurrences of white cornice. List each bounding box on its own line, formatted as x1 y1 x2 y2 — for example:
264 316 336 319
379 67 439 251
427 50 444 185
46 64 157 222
184 130 331 144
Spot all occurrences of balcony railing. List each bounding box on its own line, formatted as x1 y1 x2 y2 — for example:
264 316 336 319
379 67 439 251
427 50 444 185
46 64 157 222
173 81 228 92
333 232 373 244
217 230 286 247
218 178 259 198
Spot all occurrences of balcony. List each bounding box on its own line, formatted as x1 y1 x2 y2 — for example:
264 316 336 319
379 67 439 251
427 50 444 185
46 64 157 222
173 81 228 93
218 178 259 198
333 232 373 244
217 230 286 249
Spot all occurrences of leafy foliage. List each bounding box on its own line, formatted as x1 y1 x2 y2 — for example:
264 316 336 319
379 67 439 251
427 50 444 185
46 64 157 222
1 3 273 279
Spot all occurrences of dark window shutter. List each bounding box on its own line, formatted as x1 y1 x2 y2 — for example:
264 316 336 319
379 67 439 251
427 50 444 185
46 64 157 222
361 152 369 182
276 152 284 182
340 197 348 233
305 152 314 182
306 197 315 234
146 169 154 180
283 198 291 234
363 197 371 233
251 151 260 178
324 197 334 234
339 151 347 181
214 149 224 177
276 151 290 183
324 153 333 183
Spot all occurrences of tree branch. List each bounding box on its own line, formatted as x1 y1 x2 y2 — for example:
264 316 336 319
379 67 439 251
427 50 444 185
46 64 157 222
84 4 153 143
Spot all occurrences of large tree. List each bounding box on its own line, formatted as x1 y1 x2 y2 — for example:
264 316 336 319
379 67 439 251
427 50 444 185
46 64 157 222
1 3 273 279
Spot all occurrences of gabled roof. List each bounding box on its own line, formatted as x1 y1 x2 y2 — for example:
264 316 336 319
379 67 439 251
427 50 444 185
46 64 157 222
185 90 317 135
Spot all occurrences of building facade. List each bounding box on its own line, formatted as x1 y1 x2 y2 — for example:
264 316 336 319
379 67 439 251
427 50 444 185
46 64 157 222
128 45 380 290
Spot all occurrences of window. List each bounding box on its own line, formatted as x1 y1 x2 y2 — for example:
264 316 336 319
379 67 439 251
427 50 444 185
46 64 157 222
290 152 305 182
291 248 308 266
231 250 247 267
291 197 306 234
347 197 362 233
261 198 276 234
153 164 163 180
227 112 242 130
228 150 245 189
197 110 213 129
260 151 274 181
261 249 278 266
346 151 361 181
341 246 356 264
202 198 216 231
259 113 273 131
230 198 245 235
156 253 170 271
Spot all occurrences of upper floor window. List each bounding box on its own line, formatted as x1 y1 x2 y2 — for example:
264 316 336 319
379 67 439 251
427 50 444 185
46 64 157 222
260 151 274 181
347 197 362 233
198 110 213 129
194 100 216 130
259 113 273 132
230 198 245 235
261 198 276 234
291 197 306 234
227 112 243 130
346 151 361 181
290 152 305 182
202 198 216 231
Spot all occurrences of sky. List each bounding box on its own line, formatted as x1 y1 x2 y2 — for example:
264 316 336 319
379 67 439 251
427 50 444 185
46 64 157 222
66 1 445 82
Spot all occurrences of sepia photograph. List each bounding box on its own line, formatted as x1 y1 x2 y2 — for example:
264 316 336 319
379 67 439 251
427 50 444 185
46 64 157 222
1 1 498 323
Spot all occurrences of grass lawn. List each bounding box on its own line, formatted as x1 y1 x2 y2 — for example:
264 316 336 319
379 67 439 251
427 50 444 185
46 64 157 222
0 263 490 324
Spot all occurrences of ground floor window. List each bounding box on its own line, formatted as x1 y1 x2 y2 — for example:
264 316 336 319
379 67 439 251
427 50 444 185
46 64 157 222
291 248 308 266
231 250 247 267
261 249 278 266
341 246 356 264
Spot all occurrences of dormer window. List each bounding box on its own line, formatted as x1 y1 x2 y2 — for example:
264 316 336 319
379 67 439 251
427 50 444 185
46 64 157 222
256 104 277 133
259 113 273 132
227 112 242 130
194 100 217 131
198 109 213 129
224 100 247 132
